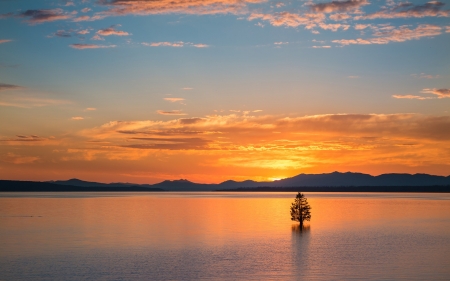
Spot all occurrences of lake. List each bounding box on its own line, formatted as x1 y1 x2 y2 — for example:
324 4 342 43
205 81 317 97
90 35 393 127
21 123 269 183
1 192 449 280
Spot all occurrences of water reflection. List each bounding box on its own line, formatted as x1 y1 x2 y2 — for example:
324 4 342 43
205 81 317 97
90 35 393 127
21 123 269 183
291 223 311 278
291 224 311 234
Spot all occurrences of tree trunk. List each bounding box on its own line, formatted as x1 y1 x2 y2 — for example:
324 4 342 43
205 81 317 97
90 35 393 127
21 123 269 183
299 218 303 229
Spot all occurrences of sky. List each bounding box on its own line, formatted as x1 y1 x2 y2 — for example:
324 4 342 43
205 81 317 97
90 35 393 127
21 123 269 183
0 0 449 184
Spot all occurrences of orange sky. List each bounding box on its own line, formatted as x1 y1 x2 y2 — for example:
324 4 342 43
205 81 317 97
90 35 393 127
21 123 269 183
1 113 449 183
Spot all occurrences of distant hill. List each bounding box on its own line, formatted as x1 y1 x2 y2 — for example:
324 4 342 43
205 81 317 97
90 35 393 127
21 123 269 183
0 180 164 192
269 172 450 187
2 172 450 192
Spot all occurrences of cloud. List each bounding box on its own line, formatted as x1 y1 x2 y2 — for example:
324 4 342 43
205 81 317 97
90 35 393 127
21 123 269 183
329 13 351 20
0 83 22 91
0 94 71 108
319 23 350 31
91 35 105 40
73 15 105 22
421 88 450 98
85 107 97 111
192 43 209 48
392 94 434 100
3 153 39 164
182 87 193 90
99 0 266 16
411 73 440 79
333 24 442 45
69 43 116 49
0 135 47 142
77 29 90 35
0 39 12 44
18 9 72 24
446 26 450 32
354 24 370 30
312 45 332 48
157 110 187 115
164 98 185 102
81 113 450 153
143 41 184 47
53 30 72 38
274 41 288 45
142 41 207 48
248 12 325 29
81 8 92 13
122 137 210 150
392 88 450 100
308 0 369 13
72 116 84 120
358 1 449 19
97 26 130 36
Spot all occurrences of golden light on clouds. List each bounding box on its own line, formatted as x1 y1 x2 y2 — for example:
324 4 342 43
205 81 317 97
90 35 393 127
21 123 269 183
1 112 449 183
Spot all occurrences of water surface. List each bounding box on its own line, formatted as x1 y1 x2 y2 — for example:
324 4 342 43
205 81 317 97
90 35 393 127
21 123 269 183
1 192 449 280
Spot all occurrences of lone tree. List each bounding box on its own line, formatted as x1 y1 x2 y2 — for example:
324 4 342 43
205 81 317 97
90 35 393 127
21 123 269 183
290 192 311 229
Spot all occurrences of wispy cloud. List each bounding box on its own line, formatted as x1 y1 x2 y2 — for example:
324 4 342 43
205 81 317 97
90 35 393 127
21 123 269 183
329 13 351 21
77 29 90 35
0 135 47 142
411 73 440 79
157 110 187 115
164 98 185 102
357 1 449 20
0 83 23 91
3 153 39 164
392 94 434 100
421 88 450 98
18 9 72 24
81 8 91 13
248 12 325 29
99 0 266 16
182 87 193 90
51 30 72 38
0 39 12 44
71 116 84 120
69 43 116 49
73 15 105 22
0 94 72 108
192 43 209 48
97 26 130 36
333 24 442 45
308 0 369 13
143 41 184 47
393 88 450 100
85 107 97 111
142 41 208 48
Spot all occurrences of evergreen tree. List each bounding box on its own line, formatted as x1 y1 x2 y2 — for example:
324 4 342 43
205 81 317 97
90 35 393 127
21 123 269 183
290 192 311 229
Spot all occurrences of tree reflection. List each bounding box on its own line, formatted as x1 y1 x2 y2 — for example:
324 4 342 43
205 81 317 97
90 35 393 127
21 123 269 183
291 224 310 234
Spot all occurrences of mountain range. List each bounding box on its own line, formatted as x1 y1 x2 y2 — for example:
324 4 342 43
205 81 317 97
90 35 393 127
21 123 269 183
2 172 449 192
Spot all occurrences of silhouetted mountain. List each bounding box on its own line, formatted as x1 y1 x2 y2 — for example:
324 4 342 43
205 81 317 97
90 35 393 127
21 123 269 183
152 179 213 191
217 180 262 189
49 178 154 189
3 172 450 192
0 180 164 192
269 172 450 187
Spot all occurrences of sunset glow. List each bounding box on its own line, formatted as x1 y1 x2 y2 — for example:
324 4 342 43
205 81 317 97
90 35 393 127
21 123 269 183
1 0 449 183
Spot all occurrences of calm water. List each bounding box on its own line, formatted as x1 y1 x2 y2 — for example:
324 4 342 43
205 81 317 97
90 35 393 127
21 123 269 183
1 192 449 280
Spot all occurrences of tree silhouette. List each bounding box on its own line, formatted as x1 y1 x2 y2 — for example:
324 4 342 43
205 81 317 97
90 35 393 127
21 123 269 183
290 192 311 229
